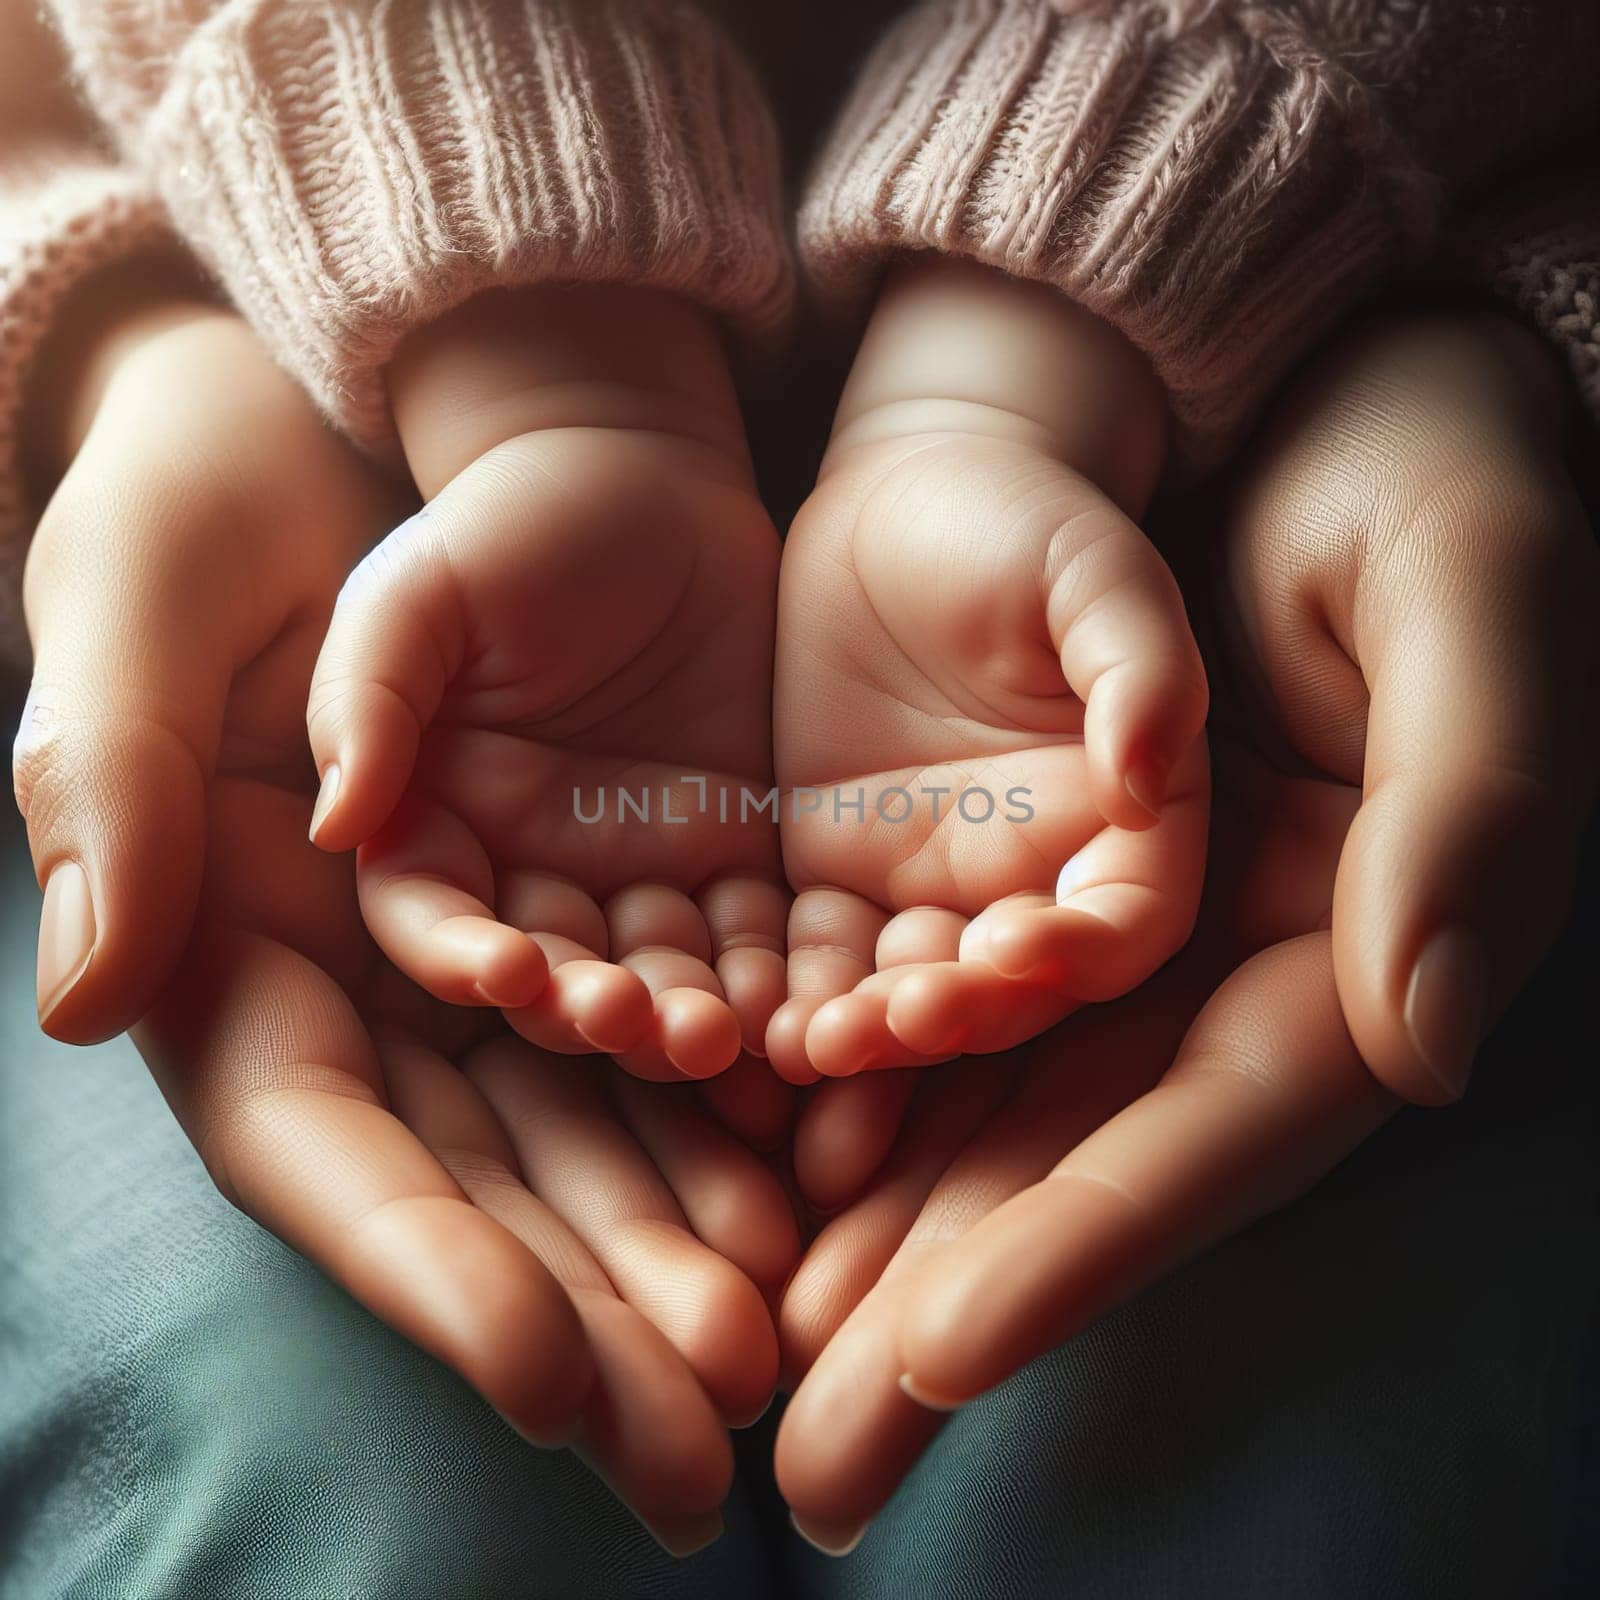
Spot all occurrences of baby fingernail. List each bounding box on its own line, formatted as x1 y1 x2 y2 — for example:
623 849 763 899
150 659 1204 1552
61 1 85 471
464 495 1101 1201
308 764 341 844
645 1509 724 1559
37 860 96 1024
1404 925 1489 1102
790 1510 870 1558
1124 757 1166 820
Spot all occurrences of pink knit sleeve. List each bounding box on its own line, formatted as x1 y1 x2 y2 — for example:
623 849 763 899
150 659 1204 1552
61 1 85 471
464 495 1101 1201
45 0 794 456
0 12 169 661
1444 168 1600 437
801 0 1600 470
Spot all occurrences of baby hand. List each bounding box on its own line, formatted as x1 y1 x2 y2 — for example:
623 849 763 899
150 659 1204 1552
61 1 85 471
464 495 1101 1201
769 261 1209 1080
307 287 785 1081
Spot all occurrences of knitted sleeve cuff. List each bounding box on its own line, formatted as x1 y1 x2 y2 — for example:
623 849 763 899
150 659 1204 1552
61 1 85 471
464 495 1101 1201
131 0 794 455
799 0 1441 472
0 157 169 658
1442 169 1600 439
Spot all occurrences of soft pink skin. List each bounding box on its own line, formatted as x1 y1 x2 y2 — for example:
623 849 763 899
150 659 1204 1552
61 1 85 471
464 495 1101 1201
775 312 1600 1542
305 287 788 1083
14 294 797 1549
770 261 1210 1082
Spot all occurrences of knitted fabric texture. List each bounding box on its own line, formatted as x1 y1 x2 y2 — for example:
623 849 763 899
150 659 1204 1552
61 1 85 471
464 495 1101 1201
1447 170 1600 433
800 0 1600 468
45 0 796 455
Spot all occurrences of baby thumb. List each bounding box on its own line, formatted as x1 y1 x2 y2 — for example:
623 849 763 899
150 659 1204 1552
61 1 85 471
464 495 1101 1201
307 508 457 852
1046 508 1209 831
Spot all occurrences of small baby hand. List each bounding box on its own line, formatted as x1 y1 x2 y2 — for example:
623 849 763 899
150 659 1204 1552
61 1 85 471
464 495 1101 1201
769 260 1209 1080
306 287 786 1081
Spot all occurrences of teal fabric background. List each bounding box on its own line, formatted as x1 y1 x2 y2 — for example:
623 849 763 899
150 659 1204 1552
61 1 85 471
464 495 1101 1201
2 778 1596 1597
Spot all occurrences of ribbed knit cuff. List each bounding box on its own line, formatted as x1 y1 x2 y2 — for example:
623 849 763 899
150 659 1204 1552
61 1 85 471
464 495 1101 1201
0 158 168 663
138 0 795 456
1443 169 1600 440
800 0 1440 472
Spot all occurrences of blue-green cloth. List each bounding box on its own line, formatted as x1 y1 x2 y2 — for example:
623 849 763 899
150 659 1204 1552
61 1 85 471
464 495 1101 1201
3 791 1595 1599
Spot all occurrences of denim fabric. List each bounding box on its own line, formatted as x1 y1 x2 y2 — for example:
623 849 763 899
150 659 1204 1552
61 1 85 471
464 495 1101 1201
3 791 1595 1600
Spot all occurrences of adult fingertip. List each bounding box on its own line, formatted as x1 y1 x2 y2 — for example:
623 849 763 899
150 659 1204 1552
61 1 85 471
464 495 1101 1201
495 1405 583 1452
790 1510 870 1558
349 1196 591 1445
643 1508 725 1560
36 858 98 1034
730 1389 776 1430
1402 924 1489 1103
895 1372 966 1413
13 655 212 1043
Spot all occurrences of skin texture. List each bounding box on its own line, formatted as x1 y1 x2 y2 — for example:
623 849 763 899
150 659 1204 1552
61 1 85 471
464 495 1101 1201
306 286 787 1083
14 295 799 1552
769 260 1210 1082
13 267 1595 1561
776 311 1600 1550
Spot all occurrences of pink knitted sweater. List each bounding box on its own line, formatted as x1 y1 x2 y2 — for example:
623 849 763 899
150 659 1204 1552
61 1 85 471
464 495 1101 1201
3 0 1598 650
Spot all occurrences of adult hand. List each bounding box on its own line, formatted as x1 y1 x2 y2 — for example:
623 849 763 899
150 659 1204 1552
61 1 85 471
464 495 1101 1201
773 311 1600 1550
13 289 797 1552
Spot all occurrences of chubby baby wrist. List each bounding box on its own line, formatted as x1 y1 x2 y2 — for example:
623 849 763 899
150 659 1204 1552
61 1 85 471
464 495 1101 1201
831 257 1169 514
386 284 753 497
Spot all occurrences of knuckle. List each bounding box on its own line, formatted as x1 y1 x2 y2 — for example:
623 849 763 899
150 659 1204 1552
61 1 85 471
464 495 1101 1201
10 700 92 835
1375 460 1582 595
13 700 202 838
11 692 54 820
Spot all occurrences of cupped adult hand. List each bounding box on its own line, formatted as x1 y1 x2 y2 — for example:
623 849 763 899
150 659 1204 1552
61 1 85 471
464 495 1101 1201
774 311 1600 1550
12 287 797 1553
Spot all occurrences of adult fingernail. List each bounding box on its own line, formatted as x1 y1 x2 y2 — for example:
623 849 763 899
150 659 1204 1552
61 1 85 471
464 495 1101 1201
729 1389 776 1430
1124 757 1165 821
644 1509 724 1559
1404 925 1489 1102
308 764 341 844
790 1510 870 1558
897 1371 965 1412
495 1406 580 1452
37 860 96 1024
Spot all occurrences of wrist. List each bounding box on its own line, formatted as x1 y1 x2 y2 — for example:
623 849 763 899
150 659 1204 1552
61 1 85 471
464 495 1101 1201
386 285 752 497
830 257 1169 514
19 249 217 496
